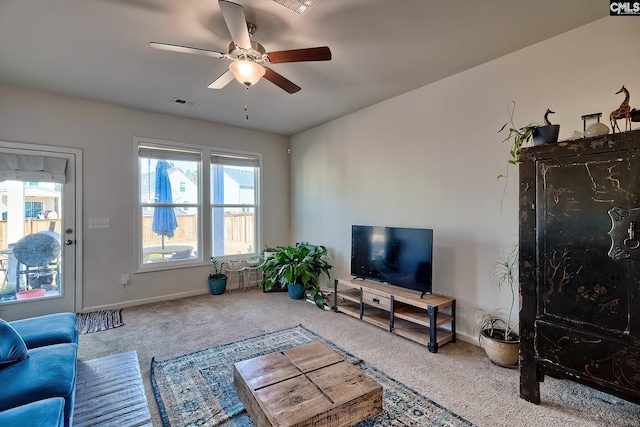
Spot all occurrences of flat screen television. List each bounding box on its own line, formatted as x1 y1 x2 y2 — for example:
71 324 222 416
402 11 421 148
351 225 433 297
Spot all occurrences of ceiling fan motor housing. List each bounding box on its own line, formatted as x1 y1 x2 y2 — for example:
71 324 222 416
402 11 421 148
228 41 266 63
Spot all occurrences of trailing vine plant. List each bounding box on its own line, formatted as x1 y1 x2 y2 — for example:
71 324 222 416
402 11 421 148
497 100 538 211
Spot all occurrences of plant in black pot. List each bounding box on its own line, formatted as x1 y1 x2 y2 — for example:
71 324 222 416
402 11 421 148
499 103 561 167
208 257 227 295
474 244 520 367
259 243 333 308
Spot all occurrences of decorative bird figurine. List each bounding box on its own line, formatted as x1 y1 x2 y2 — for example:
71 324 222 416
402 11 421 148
544 108 555 126
610 85 631 133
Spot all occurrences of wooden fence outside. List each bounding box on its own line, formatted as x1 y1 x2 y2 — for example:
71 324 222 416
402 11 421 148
140 213 254 247
141 215 197 246
0 213 254 250
0 219 62 250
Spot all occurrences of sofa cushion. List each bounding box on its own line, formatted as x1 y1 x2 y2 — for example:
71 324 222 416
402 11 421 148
10 312 79 348
0 343 77 427
0 318 29 367
0 397 64 427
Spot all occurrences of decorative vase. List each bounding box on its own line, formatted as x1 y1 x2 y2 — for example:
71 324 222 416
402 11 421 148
287 283 306 300
480 329 520 367
208 276 228 295
532 125 560 146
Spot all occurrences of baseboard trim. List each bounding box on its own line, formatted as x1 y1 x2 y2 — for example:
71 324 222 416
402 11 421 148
80 289 209 313
455 332 479 347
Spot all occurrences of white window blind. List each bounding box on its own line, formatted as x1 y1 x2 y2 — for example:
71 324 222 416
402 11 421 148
138 144 202 162
0 153 67 183
211 153 259 167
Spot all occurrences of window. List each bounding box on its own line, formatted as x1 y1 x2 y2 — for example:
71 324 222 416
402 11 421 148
138 142 201 268
0 148 73 306
136 139 261 271
211 152 260 257
25 201 44 218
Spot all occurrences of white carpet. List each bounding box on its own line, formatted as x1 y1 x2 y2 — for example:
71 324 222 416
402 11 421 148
74 351 152 427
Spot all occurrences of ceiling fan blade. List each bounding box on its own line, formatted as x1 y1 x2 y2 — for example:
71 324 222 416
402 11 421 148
219 0 251 50
150 42 225 58
263 68 301 94
208 69 235 89
267 47 332 64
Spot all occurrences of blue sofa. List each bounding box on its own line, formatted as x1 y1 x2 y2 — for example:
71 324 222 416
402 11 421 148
0 313 78 427
0 398 65 427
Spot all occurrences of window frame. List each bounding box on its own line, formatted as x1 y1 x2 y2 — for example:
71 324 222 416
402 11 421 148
135 137 262 273
210 150 261 258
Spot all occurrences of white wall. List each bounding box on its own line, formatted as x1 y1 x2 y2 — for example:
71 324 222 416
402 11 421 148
290 17 640 342
0 84 290 310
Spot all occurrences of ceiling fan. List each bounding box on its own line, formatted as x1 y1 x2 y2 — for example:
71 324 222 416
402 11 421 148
150 0 332 94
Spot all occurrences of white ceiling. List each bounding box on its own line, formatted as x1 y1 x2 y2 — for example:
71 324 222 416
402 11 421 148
0 0 607 136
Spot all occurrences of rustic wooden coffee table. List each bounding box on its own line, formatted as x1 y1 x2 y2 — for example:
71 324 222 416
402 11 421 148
234 341 382 427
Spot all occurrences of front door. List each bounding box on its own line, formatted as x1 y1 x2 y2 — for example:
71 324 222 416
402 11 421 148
0 142 80 321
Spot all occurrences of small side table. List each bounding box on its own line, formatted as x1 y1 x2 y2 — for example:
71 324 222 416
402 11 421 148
225 267 246 292
244 266 262 288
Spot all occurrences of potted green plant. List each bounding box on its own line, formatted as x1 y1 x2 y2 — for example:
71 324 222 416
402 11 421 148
499 103 562 167
498 101 538 166
208 257 227 295
263 246 278 261
474 244 520 367
259 243 333 308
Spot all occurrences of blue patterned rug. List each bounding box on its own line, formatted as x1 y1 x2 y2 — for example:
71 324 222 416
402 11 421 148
150 325 475 427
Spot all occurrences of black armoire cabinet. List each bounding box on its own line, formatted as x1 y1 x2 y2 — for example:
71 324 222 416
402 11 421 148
519 128 640 405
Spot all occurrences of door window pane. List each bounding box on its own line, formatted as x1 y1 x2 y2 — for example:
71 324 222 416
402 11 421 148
1 180 62 303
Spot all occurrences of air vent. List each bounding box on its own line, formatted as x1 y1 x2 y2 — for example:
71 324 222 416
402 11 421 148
172 98 199 107
267 0 317 15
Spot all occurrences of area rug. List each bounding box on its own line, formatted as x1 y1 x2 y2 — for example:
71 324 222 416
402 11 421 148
75 309 124 334
74 351 152 427
150 325 474 427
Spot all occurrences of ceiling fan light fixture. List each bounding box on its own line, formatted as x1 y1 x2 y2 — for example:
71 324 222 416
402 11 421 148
229 60 265 86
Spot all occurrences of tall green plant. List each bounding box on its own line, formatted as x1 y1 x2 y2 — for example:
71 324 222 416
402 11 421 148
475 244 519 341
259 243 333 309
492 243 518 340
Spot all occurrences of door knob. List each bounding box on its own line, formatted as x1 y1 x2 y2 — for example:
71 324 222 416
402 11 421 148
64 239 74 245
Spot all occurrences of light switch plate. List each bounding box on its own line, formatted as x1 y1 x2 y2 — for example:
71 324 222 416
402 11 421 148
88 218 111 229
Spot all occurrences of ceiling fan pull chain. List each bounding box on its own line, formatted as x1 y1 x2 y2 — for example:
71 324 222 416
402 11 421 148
244 85 250 121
